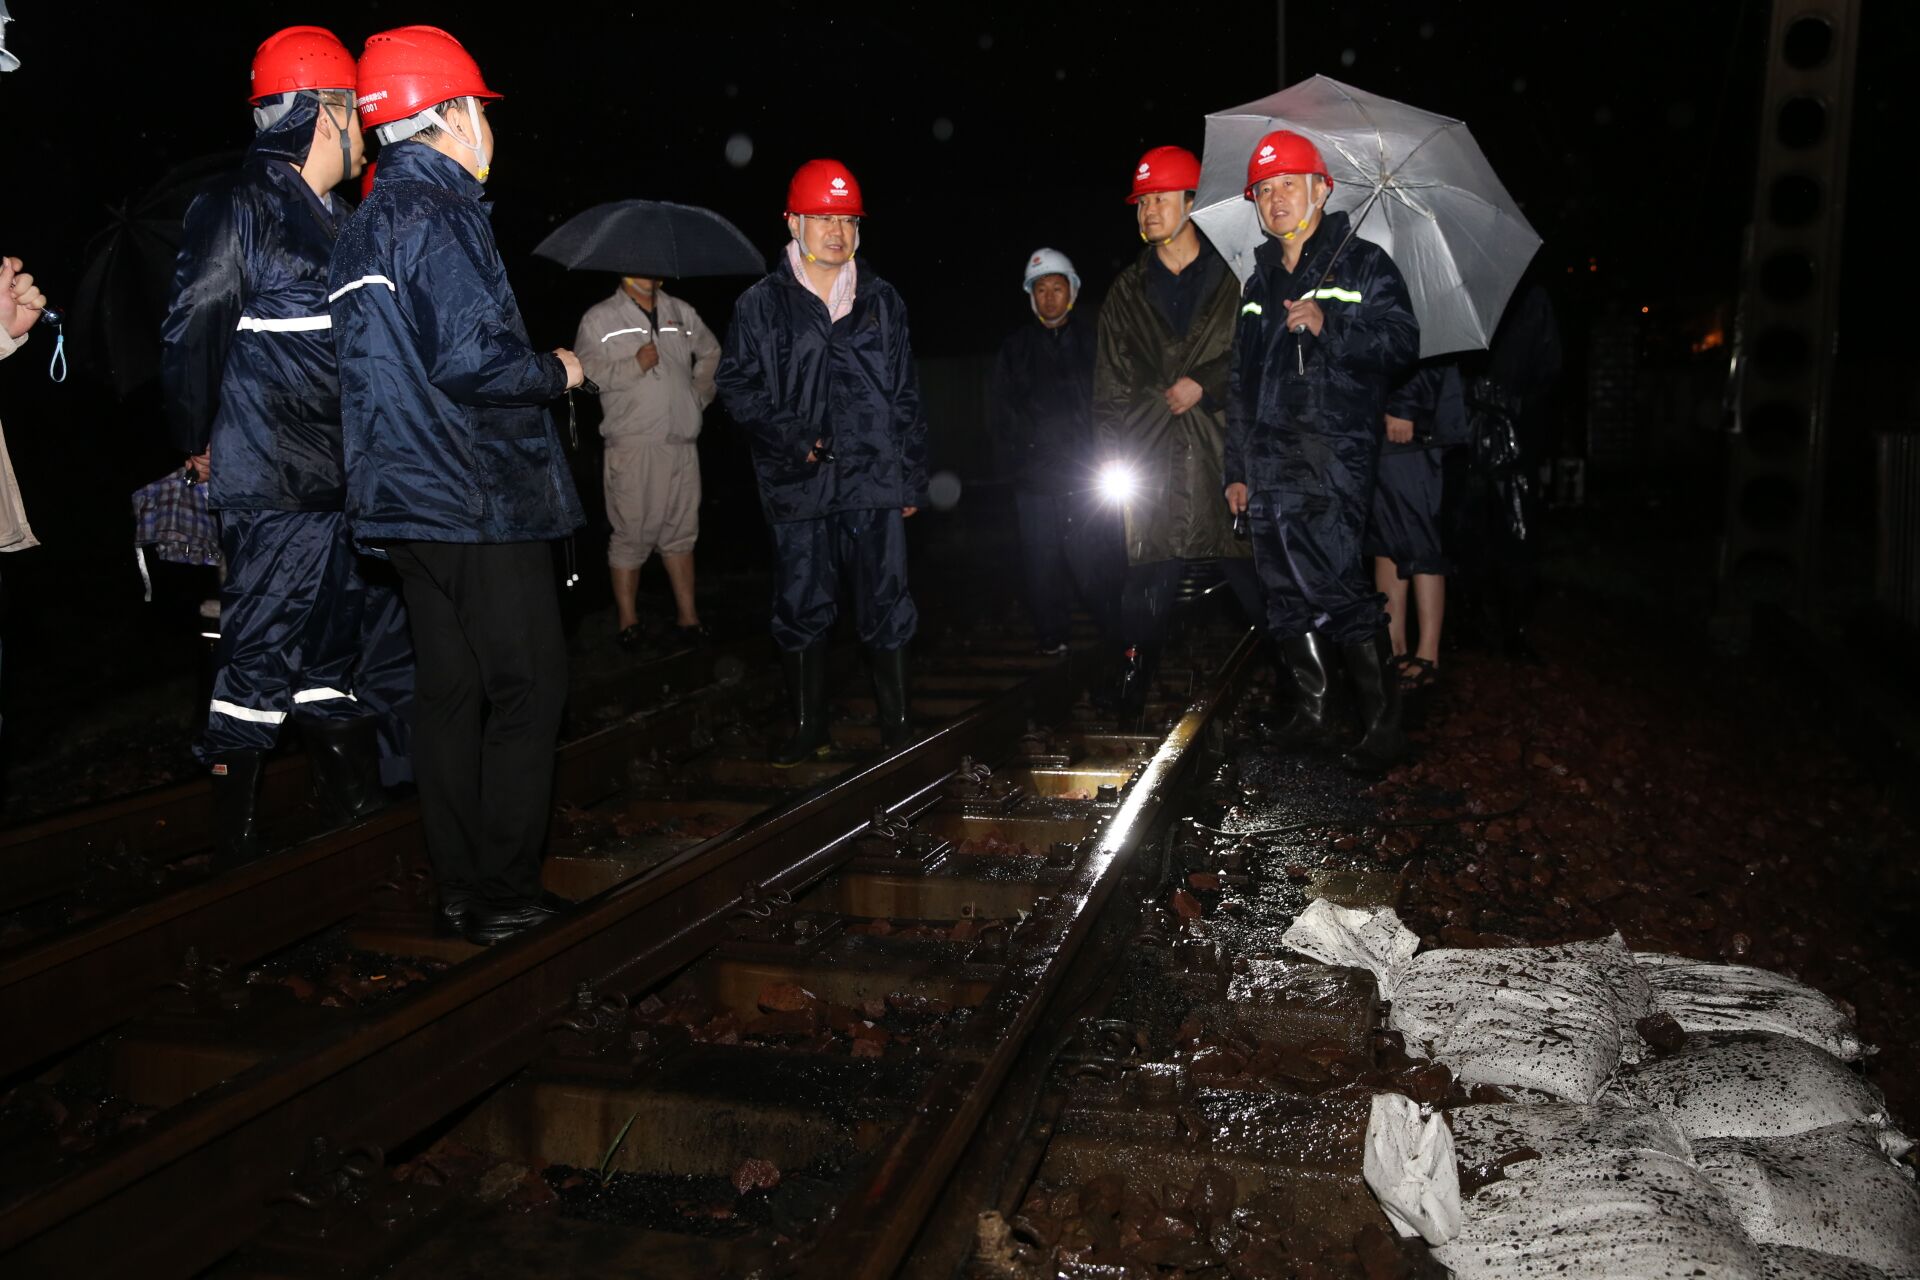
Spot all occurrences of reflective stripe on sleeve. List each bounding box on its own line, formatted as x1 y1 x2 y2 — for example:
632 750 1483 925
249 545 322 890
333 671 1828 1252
1306 287 1364 304
326 275 397 302
236 315 332 333
1240 302 1264 316
210 699 288 725
292 687 356 704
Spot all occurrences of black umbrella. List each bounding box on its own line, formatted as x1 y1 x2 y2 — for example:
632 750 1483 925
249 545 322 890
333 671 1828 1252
532 200 766 279
69 151 242 396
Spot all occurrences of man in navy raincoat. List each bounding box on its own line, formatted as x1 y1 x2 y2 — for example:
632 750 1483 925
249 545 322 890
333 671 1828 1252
330 26 585 946
1224 131 1420 770
162 27 413 866
717 160 927 764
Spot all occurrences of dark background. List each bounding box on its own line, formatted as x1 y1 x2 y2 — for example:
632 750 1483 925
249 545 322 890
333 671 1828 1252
0 0 1910 779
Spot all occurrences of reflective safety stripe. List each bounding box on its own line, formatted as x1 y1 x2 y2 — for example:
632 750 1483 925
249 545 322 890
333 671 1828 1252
210 698 288 725
1307 287 1364 304
326 274 397 302
1241 302 1264 316
293 687 356 704
236 314 332 333
599 326 652 343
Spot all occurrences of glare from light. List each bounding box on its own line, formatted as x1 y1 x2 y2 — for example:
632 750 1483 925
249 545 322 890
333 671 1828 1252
1097 462 1138 503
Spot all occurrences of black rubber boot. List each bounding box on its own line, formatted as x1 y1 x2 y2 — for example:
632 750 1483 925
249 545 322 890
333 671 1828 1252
209 750 267 869
299 715 386 822
1261 632 1336 749
771 643 831 766
1341 629 1408 772
870 646 913 750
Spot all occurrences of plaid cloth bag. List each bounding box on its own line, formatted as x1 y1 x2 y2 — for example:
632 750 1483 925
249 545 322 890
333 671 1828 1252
131 468 221 599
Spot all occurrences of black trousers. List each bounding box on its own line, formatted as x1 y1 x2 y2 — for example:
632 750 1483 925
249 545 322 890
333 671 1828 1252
388 541 567 905
1013 490 1125 647
767 508 917 652
1119 556 1265 656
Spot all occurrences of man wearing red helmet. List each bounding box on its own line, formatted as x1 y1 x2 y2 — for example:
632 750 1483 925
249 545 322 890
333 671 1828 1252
1223 130 1420 770
162 26 412 866
330 26 587 945
1094 145 1262 720
717 160 927 764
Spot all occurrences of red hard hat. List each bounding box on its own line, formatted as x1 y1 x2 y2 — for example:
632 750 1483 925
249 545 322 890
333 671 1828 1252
786 159 865 217
1243 130 1331 198
1127 145 1201 204
355 26 500 130
249 26 356 103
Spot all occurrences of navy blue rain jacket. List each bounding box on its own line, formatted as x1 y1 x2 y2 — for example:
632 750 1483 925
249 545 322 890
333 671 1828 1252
328 142 582 546
715 259 928 523
1383 359 1468 453
989 315 1098 496
1223 210 1420 495
161 95 350 512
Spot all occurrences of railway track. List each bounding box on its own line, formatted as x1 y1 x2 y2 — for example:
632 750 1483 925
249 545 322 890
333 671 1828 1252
3 616 1263 1276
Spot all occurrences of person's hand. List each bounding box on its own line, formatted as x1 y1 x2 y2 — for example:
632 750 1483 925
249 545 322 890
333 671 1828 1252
1224 482 1249 515
187 451 211 484
806 437 824 464
554 348 585 390
902 506 919 518
1385 414 1415 445
1164 376 1204 416
1282 297 1324 338
635 341 660 373
1 256 47 340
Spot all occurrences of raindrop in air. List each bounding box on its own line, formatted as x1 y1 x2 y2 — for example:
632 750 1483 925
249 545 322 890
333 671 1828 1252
725 133 754 168
1340 48 1357 67
1512 78 1526 94
932 117 955 142
1419 21 1435 39
928 471 963 511
978 33 993 51
1055 67 1067 82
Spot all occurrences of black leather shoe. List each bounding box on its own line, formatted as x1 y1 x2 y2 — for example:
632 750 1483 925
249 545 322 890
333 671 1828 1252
434 892 475 938
674 621 713 646
616 625 648 654
464 893 574 945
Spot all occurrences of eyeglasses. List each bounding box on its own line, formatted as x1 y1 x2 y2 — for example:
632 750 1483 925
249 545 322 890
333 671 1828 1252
805 215 861 230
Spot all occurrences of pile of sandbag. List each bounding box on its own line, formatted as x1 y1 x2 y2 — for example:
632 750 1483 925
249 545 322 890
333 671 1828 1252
1300 904 1920 1278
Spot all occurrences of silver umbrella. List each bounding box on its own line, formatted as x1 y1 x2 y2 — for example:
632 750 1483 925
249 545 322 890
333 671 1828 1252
1193 75 1540 358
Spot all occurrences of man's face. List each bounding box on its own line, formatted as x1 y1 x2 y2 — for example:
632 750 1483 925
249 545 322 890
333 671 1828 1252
1031 274 1072 322
316 90 367 177
789 214 858 267
1253 173 1324 238
1135 189 1190 241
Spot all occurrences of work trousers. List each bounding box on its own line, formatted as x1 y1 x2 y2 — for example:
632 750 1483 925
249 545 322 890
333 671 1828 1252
768 508 917 653
1013 490 1125 647
1248 483 1385 643
201 510 372 757
387 540 567 905
1119 556 1265 656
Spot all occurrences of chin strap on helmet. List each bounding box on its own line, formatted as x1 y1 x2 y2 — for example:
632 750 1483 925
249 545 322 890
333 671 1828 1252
1274 176 1325 242
391 95 489 181
1137 195 1195 247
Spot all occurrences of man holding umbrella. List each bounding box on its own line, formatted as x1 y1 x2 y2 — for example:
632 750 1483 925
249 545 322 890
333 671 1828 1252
1222 130 1419 770
1093 145 1262 721
716 160 926 764
575 275 721 652
161 26 411 865
330 25 585 945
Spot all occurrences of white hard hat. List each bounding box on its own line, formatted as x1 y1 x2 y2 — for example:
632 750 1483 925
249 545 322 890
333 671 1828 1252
1021 247 1081 299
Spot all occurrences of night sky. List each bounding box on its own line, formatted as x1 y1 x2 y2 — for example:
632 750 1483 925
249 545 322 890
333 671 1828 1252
0 0 1909 591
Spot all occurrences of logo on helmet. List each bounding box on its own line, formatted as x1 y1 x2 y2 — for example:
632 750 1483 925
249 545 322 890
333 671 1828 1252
1260 144 1275 159
830 178 846 191
1137 163 1150 175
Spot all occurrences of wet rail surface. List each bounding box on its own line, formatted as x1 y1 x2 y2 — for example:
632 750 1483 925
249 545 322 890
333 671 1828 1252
0 621 1185 1274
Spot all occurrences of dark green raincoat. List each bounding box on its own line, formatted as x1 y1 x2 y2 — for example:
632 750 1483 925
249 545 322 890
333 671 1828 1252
1092 248 1250 566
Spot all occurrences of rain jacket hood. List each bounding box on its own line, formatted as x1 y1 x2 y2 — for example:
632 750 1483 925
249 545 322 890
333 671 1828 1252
1223 209 1420 495
160 117 353 512
328 141 583 546
715 255 927 524
250 91 324 165
1093 243 1249 564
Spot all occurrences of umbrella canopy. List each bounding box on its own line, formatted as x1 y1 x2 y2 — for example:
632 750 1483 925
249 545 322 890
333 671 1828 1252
1193 75 1540 358
533 200 766 279
69 151 242 395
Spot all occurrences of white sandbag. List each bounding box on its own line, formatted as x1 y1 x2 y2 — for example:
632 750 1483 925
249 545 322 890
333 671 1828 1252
1695 1123 1920 1277
1635 952 1871 1062
1756 1244 1892 1280
1449 1102 1695 1175
1432 1147 1762 1279
1607 1031 1894 1142
1388 935 1651 1103
1362 1091 1462 1245
1279 899 1420 997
